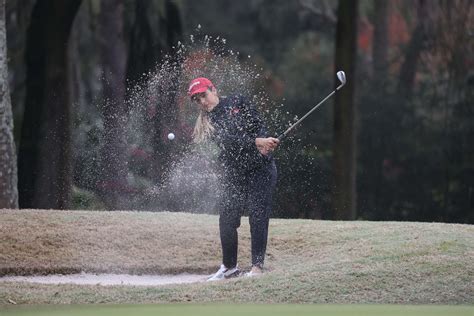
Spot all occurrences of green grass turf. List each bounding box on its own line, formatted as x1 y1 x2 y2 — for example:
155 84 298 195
2 304 473 316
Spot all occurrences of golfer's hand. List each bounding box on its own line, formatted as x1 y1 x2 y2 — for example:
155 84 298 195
255 137 280 156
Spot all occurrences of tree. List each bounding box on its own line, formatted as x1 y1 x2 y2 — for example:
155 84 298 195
372 0 389 85
17 0 81 209
96 0 129 209
358 0 391 218
0 0 18 209
126 0 183 86
397 0 427 99
126 0 183 183
332 0 358 220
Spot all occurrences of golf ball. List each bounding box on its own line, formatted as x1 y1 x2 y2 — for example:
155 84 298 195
167 133 175 140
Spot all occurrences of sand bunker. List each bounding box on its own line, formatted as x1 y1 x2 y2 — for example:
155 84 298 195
0 273 208 286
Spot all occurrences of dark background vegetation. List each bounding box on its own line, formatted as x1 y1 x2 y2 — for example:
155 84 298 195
2 0 473 223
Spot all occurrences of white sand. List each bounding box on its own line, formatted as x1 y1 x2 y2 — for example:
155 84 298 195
0 273 208 286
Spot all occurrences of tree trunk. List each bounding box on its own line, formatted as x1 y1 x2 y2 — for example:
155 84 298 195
97 0 129 209
126 0 183 183
397 0 427 99
366 0 390 215
126 0 182 85
18 0 81 209
5 0 36 142
372 0 389 84
152 0 183 182
0 0 18 209
332 0 358 220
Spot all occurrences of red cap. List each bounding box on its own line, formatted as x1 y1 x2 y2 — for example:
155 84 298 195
188 77 214 96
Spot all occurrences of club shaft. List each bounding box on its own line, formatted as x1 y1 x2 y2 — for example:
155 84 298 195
278 84 342 140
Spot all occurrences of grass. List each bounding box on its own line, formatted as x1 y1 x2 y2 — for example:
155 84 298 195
0 209 473 306
2 304 473 316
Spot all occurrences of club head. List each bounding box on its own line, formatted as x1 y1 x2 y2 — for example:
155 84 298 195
337 71 346 87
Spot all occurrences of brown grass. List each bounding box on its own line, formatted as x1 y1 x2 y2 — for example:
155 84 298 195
0 210 227 275
0 209 473 305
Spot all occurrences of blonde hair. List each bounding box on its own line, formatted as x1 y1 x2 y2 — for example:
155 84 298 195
192 109 215 143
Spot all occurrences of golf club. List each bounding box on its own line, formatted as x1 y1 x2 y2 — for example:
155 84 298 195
277 70 346 141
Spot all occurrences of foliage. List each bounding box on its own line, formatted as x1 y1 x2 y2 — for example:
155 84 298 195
5 0 474 222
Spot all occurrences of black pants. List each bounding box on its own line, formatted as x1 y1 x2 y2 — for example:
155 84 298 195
219 160 277 268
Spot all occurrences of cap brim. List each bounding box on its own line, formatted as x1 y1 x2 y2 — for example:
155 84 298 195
189 86 209 96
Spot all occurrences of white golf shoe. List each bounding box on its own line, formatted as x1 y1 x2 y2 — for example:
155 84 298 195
245 266 263 278
207 264 240 281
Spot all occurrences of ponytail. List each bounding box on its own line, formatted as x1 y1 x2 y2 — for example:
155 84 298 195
192 109 215 143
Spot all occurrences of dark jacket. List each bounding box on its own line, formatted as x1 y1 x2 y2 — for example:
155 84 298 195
208 95 273 172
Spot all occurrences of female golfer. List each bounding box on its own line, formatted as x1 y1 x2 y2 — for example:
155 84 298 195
188 77 279 280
